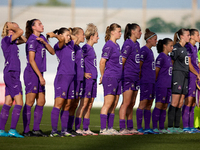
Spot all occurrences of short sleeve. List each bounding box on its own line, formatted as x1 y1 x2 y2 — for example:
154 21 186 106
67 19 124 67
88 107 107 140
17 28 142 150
156 56 164 68
102 46 112 59
121 44 131 59
82 45 88 58
140 49 147 62
170 47 179 61
40 35 49 44
27 39 37 52
185 44 192 57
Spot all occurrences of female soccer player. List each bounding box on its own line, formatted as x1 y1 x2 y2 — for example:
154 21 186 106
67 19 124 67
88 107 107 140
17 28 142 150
23 19 55 137
49 27 78 137
182 29 200 133
99 23 122 135
75 23 99 135
136 28 158 134
167 28 190 133
118 23 143 135
0 22 26 138
152 38 173 134
67 27 85 134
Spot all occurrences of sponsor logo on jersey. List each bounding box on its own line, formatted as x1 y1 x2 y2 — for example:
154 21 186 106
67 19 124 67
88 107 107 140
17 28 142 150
173 48 177 51
173 82 178 85
124 50 127 54
103 52 108 57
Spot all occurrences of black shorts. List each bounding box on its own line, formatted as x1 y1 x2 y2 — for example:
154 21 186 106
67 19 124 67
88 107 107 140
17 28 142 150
171 70 188 95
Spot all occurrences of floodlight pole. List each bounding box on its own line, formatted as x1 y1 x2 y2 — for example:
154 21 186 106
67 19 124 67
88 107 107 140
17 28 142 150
71 0 75 27
192 0 197 28
103 0 107 31
8 0 12 21
142 0 147 45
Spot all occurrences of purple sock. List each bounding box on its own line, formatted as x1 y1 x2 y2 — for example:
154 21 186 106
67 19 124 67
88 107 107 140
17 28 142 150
10 105 22 129
83 118 90 131
107 113 110 127
119 119 126 130
68 116 75 130
189 106 195 128
0 104 11 130
75 117 82 130
182 105 186 117
136 108 143 129
159 109 166 129
144 109 151 129
182 105 190 128
60 110 69 132
23 104 31 133
108 113 115 129
127 119 133 130
51 107 60 132
33 105 43 131
152 107 161 129
100 114 107 129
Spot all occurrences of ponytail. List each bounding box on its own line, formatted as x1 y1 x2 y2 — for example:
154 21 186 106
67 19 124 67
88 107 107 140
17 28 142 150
25 19 38 39
1 22 8 38
105 26 111 42
47 27 69 40
124 23 139 41
105 23 121 42
157 38 173 53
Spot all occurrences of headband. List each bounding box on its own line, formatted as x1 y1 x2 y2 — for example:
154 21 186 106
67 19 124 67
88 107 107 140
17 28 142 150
145 33 156 41
31 19 37 27
176 33 180 40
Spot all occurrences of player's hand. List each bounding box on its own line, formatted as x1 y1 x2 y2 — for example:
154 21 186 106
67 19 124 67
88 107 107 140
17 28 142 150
99 76 102 85
197 74 200 81
36 37 46 45
84 73 91 79
46 32 55 38
39 76 46 86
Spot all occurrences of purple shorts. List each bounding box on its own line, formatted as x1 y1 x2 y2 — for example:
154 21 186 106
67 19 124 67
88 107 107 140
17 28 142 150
185 77 196 98
140 83 155 101
24 69 45 94
82 78 97 98
54 74 75 99
75 80 83 99
155 87 171 103
123 80 140 92
102 76 122 96
4 71 22 98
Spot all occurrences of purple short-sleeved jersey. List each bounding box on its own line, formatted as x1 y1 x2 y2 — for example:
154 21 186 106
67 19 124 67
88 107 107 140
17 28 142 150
54 40 75 75
82 44 97 79
25 34 48 72
101 40 122 79
185 43 199 78
140 46 156 84
156 52 172 88
74 45 84 81
1 35 20 73
121 39 140 81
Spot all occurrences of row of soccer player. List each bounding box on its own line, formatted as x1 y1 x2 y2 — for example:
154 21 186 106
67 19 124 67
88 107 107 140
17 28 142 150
0 19 200 138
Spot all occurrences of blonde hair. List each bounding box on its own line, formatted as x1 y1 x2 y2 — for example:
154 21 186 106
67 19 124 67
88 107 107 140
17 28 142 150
1 22 8 38
85 23 98 41
105 23 121 42
69 27 83 35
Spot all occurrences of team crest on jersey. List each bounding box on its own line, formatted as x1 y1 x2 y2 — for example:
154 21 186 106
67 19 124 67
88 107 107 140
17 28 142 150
178 86 182 90
104 52 108 57
62 92 66 96
34 86 37 91
124 50 127 54
131 84 134 88
113 88 116 92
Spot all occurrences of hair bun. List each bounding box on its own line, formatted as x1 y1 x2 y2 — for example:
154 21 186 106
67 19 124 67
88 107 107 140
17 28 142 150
145 28 151 33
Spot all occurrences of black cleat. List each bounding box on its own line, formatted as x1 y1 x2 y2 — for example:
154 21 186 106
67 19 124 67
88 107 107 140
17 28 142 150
68 129 82 136
23 131 39 137
32 130 48 137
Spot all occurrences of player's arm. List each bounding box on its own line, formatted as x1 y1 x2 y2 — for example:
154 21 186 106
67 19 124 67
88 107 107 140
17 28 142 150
122 57 126 70
188 57 200 80
155 67 160 81
7 22 23 42
46 32 65 49
139 61 143 79
36 37 55 55
99 58 107 85
17 35 27 45
29 51 45 86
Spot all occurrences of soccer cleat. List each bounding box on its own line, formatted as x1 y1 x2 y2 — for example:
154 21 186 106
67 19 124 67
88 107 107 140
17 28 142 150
159 129 170 134
166 127 176 134
0 130 8 137
83 129 98 136
76 129 87 136
23 131 39 137
153 128 161 134
174 127 184 134
107 128 122 135
8 129 24 138
50 131 62 137
99 129 112 135
144 129 159 134
183 127 192 133
138 128 147 134
68 129 82 136
61 131 75 137
128 128 144 135
190 128 200 133
32 130 48 137
119 129 133 135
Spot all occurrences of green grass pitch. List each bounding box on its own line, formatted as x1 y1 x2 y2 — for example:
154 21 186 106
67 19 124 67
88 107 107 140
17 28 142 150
0 106 200 150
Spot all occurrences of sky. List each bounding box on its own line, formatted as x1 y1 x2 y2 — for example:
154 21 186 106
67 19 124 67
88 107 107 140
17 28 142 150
0 0 199 9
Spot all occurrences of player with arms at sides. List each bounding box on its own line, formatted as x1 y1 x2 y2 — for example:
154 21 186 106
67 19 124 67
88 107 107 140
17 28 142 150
99 23 122 135
67 27 85 135
23 19 55 137
136 29 158 134
0 22 27 138
48 27 78 137
182 29 200 133
118 23 143 135
152 38 173 134
75 23 99 135
167 28 190 133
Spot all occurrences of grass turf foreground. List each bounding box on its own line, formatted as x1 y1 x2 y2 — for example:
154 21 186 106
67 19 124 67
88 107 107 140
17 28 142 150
0 106 200 150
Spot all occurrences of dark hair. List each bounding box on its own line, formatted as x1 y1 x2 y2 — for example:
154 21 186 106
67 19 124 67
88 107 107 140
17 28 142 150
47 27 69 40
105 23 121 42
25 19 38 39
124 23 139 41
173 28 189 45
156 38 173 53
144 28 156 41
189 28 199 36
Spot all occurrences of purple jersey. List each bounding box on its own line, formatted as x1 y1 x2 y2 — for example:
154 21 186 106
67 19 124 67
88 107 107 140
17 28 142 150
25 34 48 72
185 43 199 78
121 39 140 81
82 44 97 79
156 52 172 88
140 46 156 84
1 35 20 73
54 40 75 75
74 45 84 81
101 40 122 79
